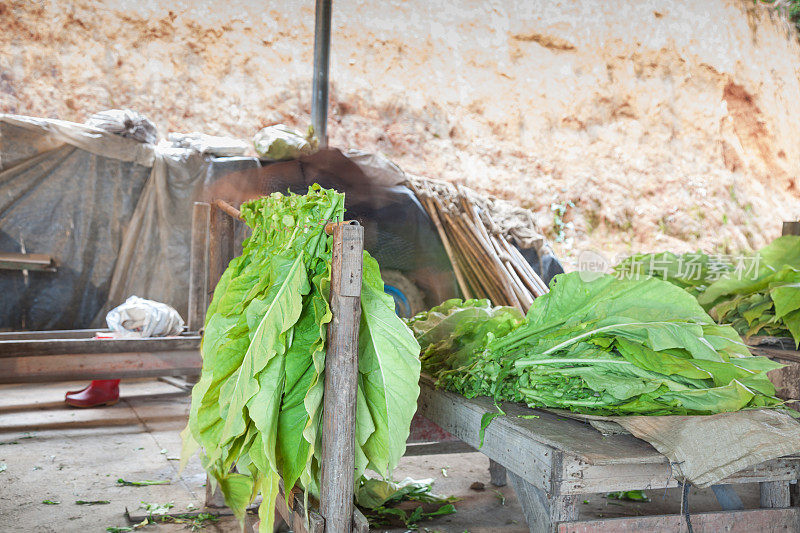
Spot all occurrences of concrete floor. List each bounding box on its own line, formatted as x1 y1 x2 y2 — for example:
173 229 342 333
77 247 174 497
0 379 762 533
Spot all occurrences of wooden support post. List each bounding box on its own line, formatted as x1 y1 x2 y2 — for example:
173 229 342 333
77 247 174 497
508 471 577 533
489 459 507 487
782 221 800 236
320 222 364 533
205 204 237 509
205 481 227 509
188 202 210 332
209 202 235 294
760 481 791 508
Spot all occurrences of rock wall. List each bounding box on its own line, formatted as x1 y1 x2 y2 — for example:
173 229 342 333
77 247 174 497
2 0 799 262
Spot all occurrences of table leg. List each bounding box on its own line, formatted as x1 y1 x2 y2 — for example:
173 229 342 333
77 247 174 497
205 475 227 508
508 471 577 533
760 481 791 508
489 459 507 487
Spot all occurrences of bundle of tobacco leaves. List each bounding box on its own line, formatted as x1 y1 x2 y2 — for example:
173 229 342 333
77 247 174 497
411 272 785 416
181 185 420 531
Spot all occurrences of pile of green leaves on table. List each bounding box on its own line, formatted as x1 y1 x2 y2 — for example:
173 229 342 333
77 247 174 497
613 251 733 297
412 272 785 416
180 185 421 532
698 236 800 347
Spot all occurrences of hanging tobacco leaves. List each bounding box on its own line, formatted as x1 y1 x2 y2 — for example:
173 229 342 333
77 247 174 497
413 272 785 416
181 186 420 532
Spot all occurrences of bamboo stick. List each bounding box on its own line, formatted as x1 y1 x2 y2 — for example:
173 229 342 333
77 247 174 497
470 204 533 311
416 186 472 300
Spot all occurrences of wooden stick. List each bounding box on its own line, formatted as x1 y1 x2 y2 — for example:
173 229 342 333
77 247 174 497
320 223 364 533
499 235 549 295
470 205 532 311
214 199 242 220
437 209 505 303
447 211 520 308
419 189 472 299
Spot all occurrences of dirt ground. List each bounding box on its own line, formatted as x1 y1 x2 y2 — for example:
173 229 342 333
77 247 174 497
2 0 800 266
0 378 763 533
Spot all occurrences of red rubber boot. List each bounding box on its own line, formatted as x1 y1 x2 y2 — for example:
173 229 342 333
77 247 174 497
65 380 120 408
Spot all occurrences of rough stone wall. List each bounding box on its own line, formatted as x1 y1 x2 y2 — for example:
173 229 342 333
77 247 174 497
2 0 799 263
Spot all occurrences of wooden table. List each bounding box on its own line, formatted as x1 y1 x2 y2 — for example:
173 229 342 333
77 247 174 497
417 377 800 532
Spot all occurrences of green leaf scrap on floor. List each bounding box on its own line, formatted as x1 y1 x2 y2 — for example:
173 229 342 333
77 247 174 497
0 463 6 473
366 503 456 529
355 476 457 509
42 500 60 505
493 489 506 506
140 502 175 516
412 273 786 416
76 500 111 505
607 490 650 502
116 478 170 487
181 186 421 533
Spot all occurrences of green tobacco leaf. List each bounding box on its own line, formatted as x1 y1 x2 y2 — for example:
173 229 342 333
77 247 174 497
116 478 170 487
479 402 506 448
218 472 254 523
218 253 307 456
355 476 456 509
357 253 421 477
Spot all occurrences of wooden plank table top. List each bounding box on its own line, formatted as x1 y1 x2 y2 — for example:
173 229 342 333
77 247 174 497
417 376 800 496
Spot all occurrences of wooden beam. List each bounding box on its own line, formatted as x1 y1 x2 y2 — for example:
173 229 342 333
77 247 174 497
403 440 476 456
0 329 111 340
782 221 800 236
209 202 235 293
320 222 363 533
0 336 201 358
417 377 800 495
490 459 508 487
0 252 57 272
557 508 800 532
0 350 201 384
760 481 791 508
275 482 324 533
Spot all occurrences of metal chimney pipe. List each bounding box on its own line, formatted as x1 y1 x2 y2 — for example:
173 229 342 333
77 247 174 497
311 0 332 148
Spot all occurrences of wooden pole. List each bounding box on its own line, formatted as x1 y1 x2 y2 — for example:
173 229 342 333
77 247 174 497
782 221 800 236
188 202 210 332
205 204 236 509
208 203 235 294
320 222 364 533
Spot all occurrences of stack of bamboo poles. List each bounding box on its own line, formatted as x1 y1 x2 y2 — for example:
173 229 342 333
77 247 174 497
407 179 549 313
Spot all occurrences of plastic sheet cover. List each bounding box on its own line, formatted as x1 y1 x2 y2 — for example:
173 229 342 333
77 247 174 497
0 114 260 330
